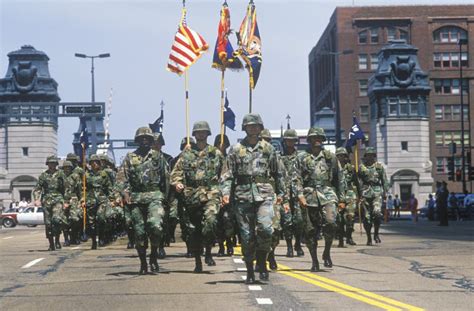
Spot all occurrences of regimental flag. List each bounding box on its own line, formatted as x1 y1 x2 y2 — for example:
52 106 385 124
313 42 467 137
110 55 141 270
167 10 209 75
346 116 366 149
223 93 236 131
149 109 164 133
212 4 243 71
79 119 89 149
236 2 262 89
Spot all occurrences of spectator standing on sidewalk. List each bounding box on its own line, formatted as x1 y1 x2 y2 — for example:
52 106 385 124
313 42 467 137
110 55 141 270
386 195 394 221
448 192 460 221
393 194 401 218
408 194 418 223
437 181 449 226
427 194 435 221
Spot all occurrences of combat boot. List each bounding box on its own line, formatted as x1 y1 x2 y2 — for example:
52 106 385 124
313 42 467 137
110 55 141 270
337 234 345 248
185 241 193 258
256 251 269 281
268 249 278 271
55 234 62 249
346 224 356 245
149 247 159 272
137 247 148 275
285 239 294 257
48 236 55 251
226 238 234 256
322 240 333 268
374 223 381 244
63 230 70 247
127 228 135 249
194 254 203 273
309 247 320 272
244 260 255 284
169 223 177 244
204 246 216 266
217 241 225 257
294 236 305 256
90 235 98 250
364 223 373 246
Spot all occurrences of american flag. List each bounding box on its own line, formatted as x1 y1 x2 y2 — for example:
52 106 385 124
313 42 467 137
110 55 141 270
167 24 208 75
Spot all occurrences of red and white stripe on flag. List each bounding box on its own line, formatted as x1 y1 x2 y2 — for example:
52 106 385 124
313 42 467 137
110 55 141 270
167 25 209 75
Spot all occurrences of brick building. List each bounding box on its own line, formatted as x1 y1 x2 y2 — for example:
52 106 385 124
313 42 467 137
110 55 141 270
309 5 474 195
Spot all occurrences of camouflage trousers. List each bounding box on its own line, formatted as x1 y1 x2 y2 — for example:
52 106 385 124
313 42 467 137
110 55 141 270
361 196 382 226
290 200 305 239
271 203 281 249
124 204 133 231
217 203 237 241
42 196 65 238
337 194 357 236
129 191 165 249
184 198 219 252
302 203 337 252
235 199 274 262
69 198 83 224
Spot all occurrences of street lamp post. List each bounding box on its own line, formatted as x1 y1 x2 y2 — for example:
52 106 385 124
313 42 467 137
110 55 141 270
75 53 110 154
458 39 467 193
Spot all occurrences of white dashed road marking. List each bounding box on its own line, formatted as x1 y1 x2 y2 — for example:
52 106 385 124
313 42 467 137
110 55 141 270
2 236 13 240
241 275 247 280
237 267 247 271
248 285 262 291
256 298 273 305
233 258 244 264
71 246 81 250
21 258 45 269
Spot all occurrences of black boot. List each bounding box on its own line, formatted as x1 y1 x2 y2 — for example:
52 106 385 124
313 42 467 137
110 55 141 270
226 238 234 256
91 235 97 250
185 241 193 258
169 223 176 243
294 236 305 256
257 251 269 281
285 239 294 258
346 224 356 245
217 241 225 257
127 228 135 249
309 247 320 272
268 249 278 271
364 223 373 246
245 260 255 284
194 254 203 273
55 235 62 249
137 247 148 275
149 247 159 272
205 246 216 266
63 230 70 247
337 233 345 248
48 236 55 251
322 240 333 268
158 246 166 259
374 222 381 243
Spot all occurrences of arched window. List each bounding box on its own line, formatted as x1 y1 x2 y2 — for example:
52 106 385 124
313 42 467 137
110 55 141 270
433 26 467 43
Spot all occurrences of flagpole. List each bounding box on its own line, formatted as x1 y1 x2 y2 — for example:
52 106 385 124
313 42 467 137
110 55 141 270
249 77 252 113
82 144 87 235
220 71 225 147
185 70 190 146
355 140 362 236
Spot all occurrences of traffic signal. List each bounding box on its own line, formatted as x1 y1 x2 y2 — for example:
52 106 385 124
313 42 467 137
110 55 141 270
455 168 462 182
447 157 455 181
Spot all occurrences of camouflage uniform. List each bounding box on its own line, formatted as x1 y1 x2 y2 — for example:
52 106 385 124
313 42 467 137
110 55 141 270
335 147 359 247
221 114 287 283
114 166 134 249
33 155 66 251
170 121 224 271
100 154 120 245
85 155 113 249
281 129 305 257
62 160 83 246
295 128 344 271
358 147 389 245
120 127 169 274
66 153 85 242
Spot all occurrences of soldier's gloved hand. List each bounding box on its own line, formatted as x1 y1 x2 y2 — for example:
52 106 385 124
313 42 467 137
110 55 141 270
298 196 307 208
222 195 230 205
276 196 283 205
338 203 346 210
175 183 185 193
64 203 70 209
34 200 41 207
283 203 290 214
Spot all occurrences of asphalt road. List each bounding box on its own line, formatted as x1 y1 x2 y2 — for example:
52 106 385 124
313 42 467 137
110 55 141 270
0 220 473 311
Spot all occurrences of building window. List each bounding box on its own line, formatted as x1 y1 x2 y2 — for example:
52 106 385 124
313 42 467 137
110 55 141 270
358 30 367 44
461 52 469 67
435 105 468 121
409 96 419 115
387 27 397 41
436 158 445 173
388 97 398 116
433 52 468 68
400 29 409 42
434 79 468 95
433 26 468 43
360 105 369 122
435 131 470 146
370 28 379 43
399 96 409 115
22 147 29 157
359 80 368 96
358 54 368 70
370 54 379 70
401 141 408 151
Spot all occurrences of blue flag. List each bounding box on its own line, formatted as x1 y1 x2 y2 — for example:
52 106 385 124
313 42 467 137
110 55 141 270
79 119 89 149
346 116 366 148
223 95 236 131
149 109 164 133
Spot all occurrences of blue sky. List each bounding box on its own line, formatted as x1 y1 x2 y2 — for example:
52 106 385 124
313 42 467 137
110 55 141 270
1 0 471 161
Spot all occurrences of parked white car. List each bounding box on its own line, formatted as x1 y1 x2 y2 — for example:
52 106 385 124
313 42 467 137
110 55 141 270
16 206 44 226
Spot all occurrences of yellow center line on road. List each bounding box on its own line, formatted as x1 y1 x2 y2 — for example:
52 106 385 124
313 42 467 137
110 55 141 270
233 247 424 311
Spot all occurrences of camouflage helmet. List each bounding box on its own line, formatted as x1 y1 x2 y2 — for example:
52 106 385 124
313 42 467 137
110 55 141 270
260 129 272 140
335 147 348 156
66 153 79 162
283 129 298 140
99 154 110 162
365 147 376 155
307 127 327 141
89 154 101 163
153 133 165 146
213 134 230 149
62 160 73 168
134 126 154 143
45 155 59 165
192 121 211 136
241 113 264 131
